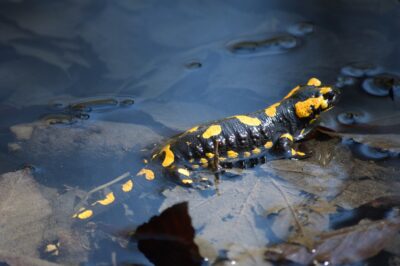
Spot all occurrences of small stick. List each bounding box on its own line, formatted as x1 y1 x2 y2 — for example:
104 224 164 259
75 172 131 210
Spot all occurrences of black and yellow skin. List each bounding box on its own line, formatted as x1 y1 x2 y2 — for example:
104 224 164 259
73 77 339 220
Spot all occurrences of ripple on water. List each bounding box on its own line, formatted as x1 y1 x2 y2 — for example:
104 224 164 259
227 34 300 56
362 73 400 97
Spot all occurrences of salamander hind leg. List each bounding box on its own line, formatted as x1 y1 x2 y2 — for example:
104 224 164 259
168 165 215 190
276 133 309 160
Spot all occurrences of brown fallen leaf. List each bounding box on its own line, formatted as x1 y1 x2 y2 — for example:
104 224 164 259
265 216 400 265
133 202 203 266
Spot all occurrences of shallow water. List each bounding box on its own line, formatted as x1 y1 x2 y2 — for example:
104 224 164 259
0 0 399 265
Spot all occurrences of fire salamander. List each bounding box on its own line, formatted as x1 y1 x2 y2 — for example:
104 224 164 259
73 78 340 220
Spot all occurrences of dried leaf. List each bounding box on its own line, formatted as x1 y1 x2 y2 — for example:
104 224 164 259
265 216 400 265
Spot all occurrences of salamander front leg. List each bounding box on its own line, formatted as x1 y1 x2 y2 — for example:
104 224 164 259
276 133 308 160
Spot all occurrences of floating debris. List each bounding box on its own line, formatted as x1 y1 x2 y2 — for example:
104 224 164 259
185 61 202 70
337 111 369 125
41 114 78 125
341 62 382 78
228 34 299 56
362 73 400 97
287 22 314 36
335 75 357 88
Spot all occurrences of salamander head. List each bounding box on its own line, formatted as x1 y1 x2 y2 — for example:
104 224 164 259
285 78 340 119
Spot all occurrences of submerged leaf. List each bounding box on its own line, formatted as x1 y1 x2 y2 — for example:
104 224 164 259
265 216 400 265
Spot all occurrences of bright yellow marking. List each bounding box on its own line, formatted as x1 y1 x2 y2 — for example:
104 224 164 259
264 141 273 149
152 153 157 159
307 77 321 86
320 86 332 95
284 86 300 99
294 96 327 118
143 159 148 164
137 168 155 180
321 98 329 109
74 209 93 220
192 164 200 169
189 158 194 163
178 168 190 176
234 115 261 126
182 179 193 184
202 125 222 139
201 177 208 181
187 126 199 133
227 150 239 158
219 157 226 162
297 151 306 156
280 133 294 141
310 118 317 124
252 148 261 154
243 151 251 157
95 192 115 206
161 144 174 167
206 152 215 158
200 158 208 164
122 180 133 192
300 128 306 136
291 149 297 156
45 244 58 253
265 102 280 117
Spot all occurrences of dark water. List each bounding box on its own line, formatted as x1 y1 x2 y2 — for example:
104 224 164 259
0 0 399 265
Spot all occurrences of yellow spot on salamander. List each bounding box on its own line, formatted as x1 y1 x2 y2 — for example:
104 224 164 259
161 144 174 167
74 209 93 220
202 125 222 139
310 118 317 124
252 147 261 154
294 96 327 118
95 192 115 206
307 77 322 86
265 102 280 117
297 151 306 156
206 152 215 158
187 126 199 133
219 157 226 161
200 158 208 164
291 149 297 156
264 141 273 149
137 168 155 180
178 168 190 176
243 151 251 157
320 86 332 95
192 164 200 169
234 115 261 126
227 150 238 158
300 128 306 136
284 86 300 99
122 180 133 192
45 244 59 255
280 133 293 141
143 159 148 164
182 179 193 184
